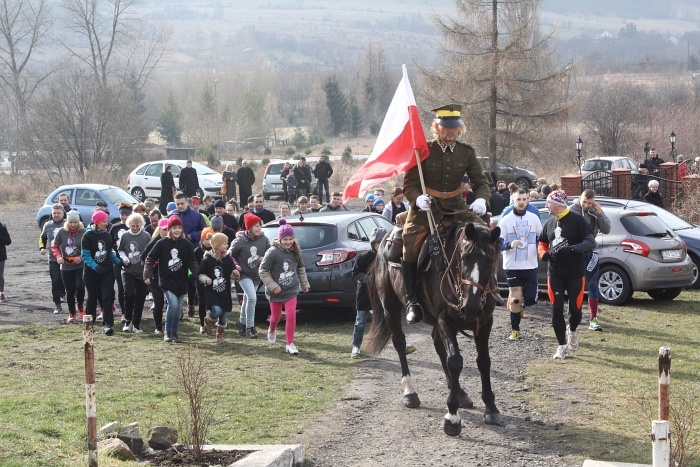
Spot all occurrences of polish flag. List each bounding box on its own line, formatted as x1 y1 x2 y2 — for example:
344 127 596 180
342 65 429 202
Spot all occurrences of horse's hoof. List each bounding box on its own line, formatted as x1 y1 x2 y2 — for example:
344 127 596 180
443 418 462 436
403 393 421 408
458 393 474 409
484 411 504 425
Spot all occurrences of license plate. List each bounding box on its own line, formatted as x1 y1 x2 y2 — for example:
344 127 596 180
661 250 681 260
273 183 282 188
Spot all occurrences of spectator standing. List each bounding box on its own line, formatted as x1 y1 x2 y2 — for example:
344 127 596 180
373 188 385 199
280 162 292 203
118 213 151 333
179 160 200 198
285 167 298 204
202 195 216 215
677 155 689 180
159 165 177 214
279 202 291 218
569 189 611 332
292 196 310 216
0 218 9 302
372 197 385 214
240 194 276 226
144 216 199 343
538 190 596 360
237 160 256 204
40 204 66 314
382 187 409 224
259 219 310 354
172 193 206 246
498 190 542 341
362 193 375 212
143 218 169 334
320 192 350 212
489 186 507 217
144 198 156 214
461 177 476 205
199 233 235 343
646 148 665 173
213 200 240 231
309 195 322 212
52 210 85 323
293 159 311 199
540 184 552 200
644 180 663 207
313 155 334 203
222 163 238 202
229 213 270 338
81 209 121 335
535 178 548 195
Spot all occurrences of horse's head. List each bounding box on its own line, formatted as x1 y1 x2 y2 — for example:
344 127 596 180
455 223 501 318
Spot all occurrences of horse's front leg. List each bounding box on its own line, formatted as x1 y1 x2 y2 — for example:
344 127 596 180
432 325 473 409
386 305 420 409
437 316 463 436
474 314 503 425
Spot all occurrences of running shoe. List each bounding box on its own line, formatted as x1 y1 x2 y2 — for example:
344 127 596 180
552 345 568 359
53 307 62 314
96 312 104 321
0 293 7 302
154 329 162 335
102 326 114 336
123 323 133 332
508 330 520 341
132 327 144 334
77 308 85 318
200 326 205 334
351 346 361 359
267 329 276 345
248 327 258 339
285 343 299 355
567 326 579 351
66 314 77 324
589 317 602 331
405 344 417 355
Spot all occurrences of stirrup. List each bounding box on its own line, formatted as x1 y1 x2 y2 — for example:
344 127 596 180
406 302 423 324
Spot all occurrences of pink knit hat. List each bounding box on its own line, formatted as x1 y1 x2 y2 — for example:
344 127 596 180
92 210 108 224
278 218 294 239
158 218 169 230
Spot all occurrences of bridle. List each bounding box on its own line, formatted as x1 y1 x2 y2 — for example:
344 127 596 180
440 226 499 314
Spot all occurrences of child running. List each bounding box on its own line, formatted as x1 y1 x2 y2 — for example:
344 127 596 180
259 219 309 355
199 233 236 343
229 213 270 338
194 227 214 333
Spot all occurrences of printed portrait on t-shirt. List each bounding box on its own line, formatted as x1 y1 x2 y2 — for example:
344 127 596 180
247 246 259 269
552 226 564 247
116 228 127 247
65 236 76 256
212 266 226 292
128 241 142 264
168 248 182 271
278 259 294 286
94 240 107 263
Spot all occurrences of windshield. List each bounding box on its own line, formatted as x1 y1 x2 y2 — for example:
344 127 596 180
634 205 694 230
262 225 337 249
101 187 138 205
582 160 612 171
177 161 218 175
267 164 285 175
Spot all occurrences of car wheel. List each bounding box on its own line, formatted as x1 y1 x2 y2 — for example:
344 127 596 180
515 177 531 190
131 187 145 202
647 287 682 301
263 192 270 200
688 255 700 289
39 216 50 229
598 265 633 306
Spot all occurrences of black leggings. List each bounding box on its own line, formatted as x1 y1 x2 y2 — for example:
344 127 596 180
150 281 165 332
122 273 148 329
196 285 206 326
49 261 65 306
547 274 584 345
84 269 115 327
113 263 125 313
61 268 85 314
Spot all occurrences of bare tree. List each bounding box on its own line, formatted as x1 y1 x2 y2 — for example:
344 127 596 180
421 0 572 171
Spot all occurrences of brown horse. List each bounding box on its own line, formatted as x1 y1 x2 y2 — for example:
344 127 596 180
364 221 503 436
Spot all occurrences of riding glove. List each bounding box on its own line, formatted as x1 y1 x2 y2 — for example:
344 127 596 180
416 194 432 211
469 198 487 215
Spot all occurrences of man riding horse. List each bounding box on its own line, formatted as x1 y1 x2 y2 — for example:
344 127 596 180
402 104 503 323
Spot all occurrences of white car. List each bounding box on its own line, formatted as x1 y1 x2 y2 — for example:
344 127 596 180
126 160 224 201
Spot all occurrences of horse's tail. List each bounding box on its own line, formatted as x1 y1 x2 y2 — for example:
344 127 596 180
363 260 392 355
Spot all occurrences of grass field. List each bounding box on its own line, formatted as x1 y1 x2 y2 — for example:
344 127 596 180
0 314 356 466
525 289 700 466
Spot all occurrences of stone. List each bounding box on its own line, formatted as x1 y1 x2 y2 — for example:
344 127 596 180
97 438 135 461
121 422 140 437
147 426 178 450
98 422 119 438
117 434 144 455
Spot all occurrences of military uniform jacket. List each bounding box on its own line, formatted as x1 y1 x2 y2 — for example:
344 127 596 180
403 140 491 227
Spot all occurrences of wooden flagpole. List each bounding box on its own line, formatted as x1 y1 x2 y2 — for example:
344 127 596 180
414 149 436 235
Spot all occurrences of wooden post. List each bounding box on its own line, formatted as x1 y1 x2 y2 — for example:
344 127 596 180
658 346 671 421
652 346 671 467
84 315 98 467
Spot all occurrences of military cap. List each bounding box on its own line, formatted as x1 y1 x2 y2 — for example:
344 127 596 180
431 104 463 128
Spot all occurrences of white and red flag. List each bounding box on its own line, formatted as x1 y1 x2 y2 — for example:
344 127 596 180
342 65 429 202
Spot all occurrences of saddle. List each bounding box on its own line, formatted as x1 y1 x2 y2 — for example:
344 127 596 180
384 214 456 276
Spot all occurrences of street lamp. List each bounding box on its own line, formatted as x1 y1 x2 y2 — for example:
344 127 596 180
214 79 221 162
573 136 583 174
669 131 676 162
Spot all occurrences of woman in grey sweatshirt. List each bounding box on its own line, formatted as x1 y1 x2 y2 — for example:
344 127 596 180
259 219 309 355
118 213 152 333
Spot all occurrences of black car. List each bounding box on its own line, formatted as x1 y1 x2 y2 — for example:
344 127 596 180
238 211 395 315
478 157 538 189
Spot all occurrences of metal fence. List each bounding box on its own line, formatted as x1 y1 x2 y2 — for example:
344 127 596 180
582 165 683 209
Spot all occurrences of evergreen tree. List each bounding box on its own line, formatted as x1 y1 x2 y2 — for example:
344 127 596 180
323 76 348 136
349 97 362 137
158 90 183 146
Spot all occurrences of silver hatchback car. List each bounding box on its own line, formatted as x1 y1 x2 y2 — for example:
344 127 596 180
496 204 694 305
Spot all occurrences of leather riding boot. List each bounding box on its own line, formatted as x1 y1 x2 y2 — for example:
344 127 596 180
401 261 423 324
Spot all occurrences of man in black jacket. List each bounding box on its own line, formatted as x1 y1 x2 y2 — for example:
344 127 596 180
237 160 256 204
313 155 333 203
293 159 311 199
179 161 200 198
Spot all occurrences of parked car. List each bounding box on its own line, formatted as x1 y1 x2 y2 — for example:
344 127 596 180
261 160 317 200
36 184 139 228
581 156 640 179
478 157 537 189
126 160 224 202
236 211 394 314
494 200 694 305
